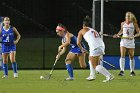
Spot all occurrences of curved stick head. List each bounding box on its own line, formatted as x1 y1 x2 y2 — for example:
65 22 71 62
46 74 52 80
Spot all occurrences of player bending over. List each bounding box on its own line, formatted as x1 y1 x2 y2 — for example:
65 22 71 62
55 23 89 80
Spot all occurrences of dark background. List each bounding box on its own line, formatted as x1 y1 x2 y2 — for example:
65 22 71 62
0 0 92 37
0 0 140 36
0 0 140 69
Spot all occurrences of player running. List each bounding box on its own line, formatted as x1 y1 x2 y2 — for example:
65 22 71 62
113 11 140 76
55 23 89 80
77 16 114 82
0 17 21 78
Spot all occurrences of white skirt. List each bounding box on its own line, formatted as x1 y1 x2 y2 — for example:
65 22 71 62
120 39 135 48
89 46 105 56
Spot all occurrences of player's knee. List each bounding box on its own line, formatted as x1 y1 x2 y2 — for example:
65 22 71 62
65 59 71 64
3 61 8 64
129 56 134 60
3 59 8 63
10 59 16 62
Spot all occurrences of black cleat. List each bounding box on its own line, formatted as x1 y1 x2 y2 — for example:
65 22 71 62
130 71 136 76
118 71 124 76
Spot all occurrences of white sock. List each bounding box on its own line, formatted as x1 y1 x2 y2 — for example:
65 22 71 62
89 61 95 78
130 59 135 72
99 59 103 66
95 65 111 77
120 57 125 71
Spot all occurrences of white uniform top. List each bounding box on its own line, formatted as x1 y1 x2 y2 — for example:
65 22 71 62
83 27 105 51
120 22 135 48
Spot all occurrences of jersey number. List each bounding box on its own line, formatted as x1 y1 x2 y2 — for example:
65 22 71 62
126 29 130 35
6 35 10 42
91 31 100 38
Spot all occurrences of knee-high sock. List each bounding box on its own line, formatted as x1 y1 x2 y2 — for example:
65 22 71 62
89 61 95 78
120 57 125 71
66 64 73 78
12 62 17 73
99 59 103 66
95 65 111 77
130 59 135 72
3 64 8 76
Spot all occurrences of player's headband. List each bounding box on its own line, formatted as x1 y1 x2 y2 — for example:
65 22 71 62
56 26 65 31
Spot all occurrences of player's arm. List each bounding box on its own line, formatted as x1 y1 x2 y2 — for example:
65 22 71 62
134 23 140 38
59 39 67 54
77 30 83 50
56 41 67 60
113 22 124 38
77 29 87 53
13 27 21 44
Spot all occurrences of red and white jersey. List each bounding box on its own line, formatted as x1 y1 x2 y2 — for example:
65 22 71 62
120 22 135 48
83 27 105 50
122 22 135 37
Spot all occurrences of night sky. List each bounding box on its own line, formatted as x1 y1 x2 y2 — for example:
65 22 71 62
0 0 140 37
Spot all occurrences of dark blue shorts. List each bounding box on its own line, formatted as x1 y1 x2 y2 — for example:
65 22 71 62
2 44 16 53
70 47 83 54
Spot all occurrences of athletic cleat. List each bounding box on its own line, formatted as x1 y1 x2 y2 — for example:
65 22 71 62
86 75 96 81
2 75 8 79
130 71 136 76
103 75 114 82
118 71 124 76
65 77 74 81
14 73 18 78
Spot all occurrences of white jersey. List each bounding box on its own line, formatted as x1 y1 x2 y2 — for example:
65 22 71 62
120 22 135 48
83 28 105 51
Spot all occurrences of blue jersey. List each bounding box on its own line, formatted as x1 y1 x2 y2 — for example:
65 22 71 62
1 26 16 53
1 26 15 43
62 35 86 54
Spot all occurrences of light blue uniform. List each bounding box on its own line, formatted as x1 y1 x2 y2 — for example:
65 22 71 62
1 26 16 53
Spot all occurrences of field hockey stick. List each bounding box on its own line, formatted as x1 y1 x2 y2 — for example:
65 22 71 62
101 34 114 37
99 32 113 37
100 33 134 39
46 53 60 80
100 59 115 68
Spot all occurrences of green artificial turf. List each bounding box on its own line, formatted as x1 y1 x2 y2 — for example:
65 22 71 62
0 70 140 93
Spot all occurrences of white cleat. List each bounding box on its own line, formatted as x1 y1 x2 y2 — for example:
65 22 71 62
65 77 74 81
14 73 18 78
86 75 96 81
103 75 114 83
2 75 8 79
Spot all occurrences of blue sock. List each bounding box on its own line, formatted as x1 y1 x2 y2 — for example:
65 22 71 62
3 64 8 75
12 62 17 73
66 64 73 78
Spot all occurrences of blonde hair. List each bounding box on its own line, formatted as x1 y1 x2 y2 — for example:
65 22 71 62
125 11 137 23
